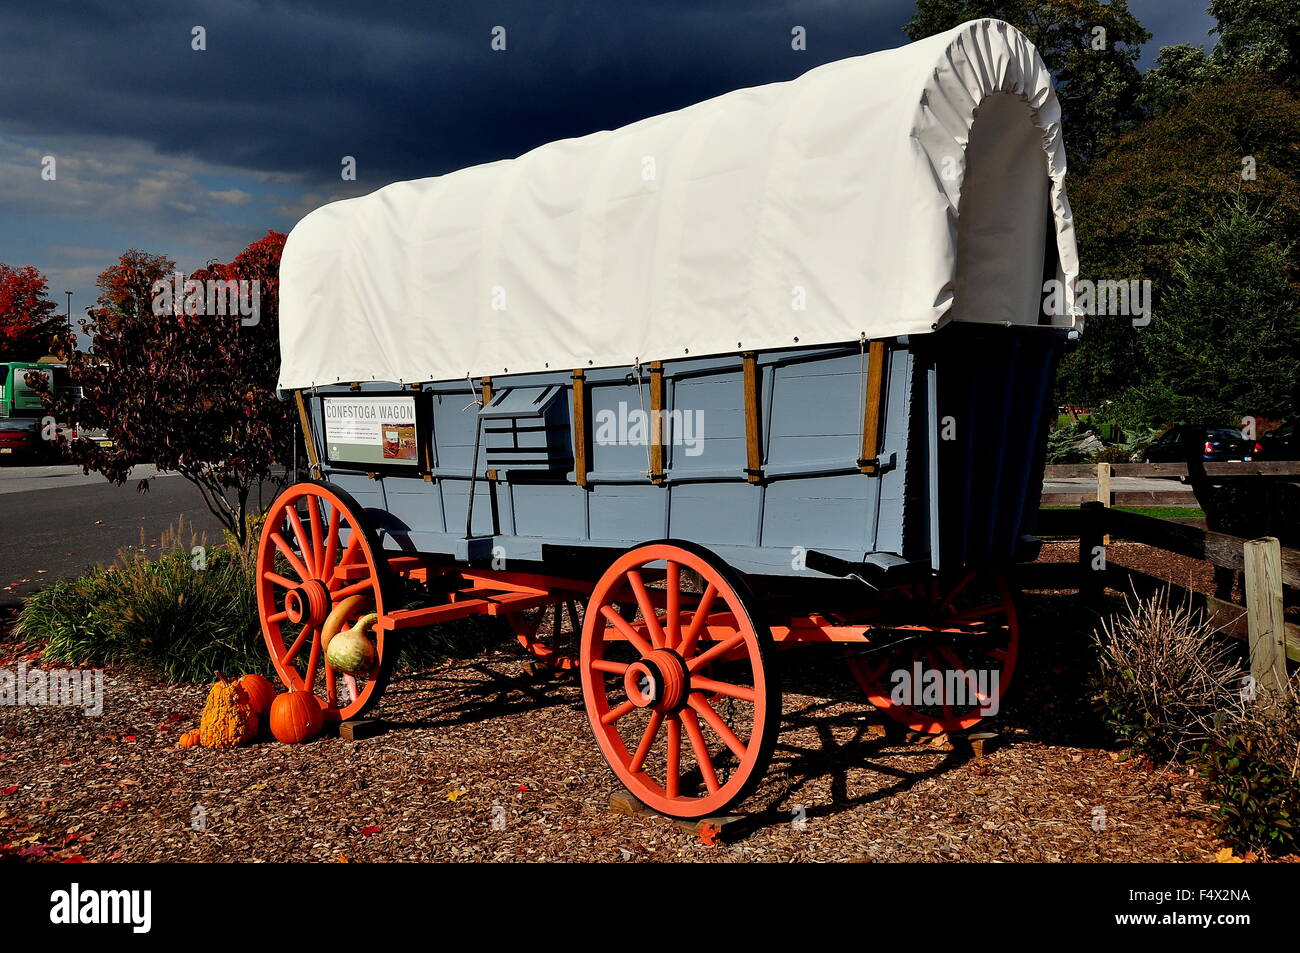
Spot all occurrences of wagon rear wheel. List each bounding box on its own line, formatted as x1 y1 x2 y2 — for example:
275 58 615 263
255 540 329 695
256 482 394 722
846 568 1019 735
580 541 779 820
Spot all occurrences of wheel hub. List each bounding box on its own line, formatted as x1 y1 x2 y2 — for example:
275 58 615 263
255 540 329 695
285 578 330 626
624 648 689 712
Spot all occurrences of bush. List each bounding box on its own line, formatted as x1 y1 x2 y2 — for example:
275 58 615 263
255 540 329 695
1091 588 1244 761
1202 676 1300 856
1046 421 1092 463
17 525 266 683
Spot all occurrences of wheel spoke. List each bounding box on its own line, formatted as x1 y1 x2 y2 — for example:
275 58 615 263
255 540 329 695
599 604 654 656
665 561 681 649
627 569 667 649
321 506 341 583
281 625 312 666
263 570 299 591
307 499 325 578
687 634 745 671
666 716 681 798
601 699 636 726
689 696 747 760
270 532 312 582
590 658 629 675
330 533 362 584
285 508 317 577
941 570 977 610
334 577 377 601
677 583 717 657
629 710 663 774
691 676 756 702
304 625 322 687
937 644 969 673
680 709 720 793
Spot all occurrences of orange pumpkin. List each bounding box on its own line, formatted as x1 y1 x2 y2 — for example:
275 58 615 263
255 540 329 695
178 729 201 748
270 690 324 744
238 674 277 718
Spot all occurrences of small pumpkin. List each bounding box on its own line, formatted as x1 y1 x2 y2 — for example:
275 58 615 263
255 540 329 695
270 690 324 744
238 673 277 718
325 612 378 675
198 672 259 749
178 729 201 748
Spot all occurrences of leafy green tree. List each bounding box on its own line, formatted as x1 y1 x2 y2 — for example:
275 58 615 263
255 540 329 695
1210 0 1300 85
1058 76 1300 406
1138 43 1219 116
1140 1 1300 117
904 0 1151 168
1108 198 1300 428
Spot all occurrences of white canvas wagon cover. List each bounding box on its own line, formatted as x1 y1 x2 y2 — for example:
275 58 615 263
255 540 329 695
278 18 1080 391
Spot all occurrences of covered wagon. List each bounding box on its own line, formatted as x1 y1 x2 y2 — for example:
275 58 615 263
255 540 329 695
260 18 1081 818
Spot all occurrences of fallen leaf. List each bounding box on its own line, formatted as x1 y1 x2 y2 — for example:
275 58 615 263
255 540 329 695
698 823 720 846
360 825 381 836
1215 847 1245 864
2 785 17 795
447 789 468 802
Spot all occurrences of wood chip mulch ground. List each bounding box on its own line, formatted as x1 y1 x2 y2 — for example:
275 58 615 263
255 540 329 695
0 578 1252 863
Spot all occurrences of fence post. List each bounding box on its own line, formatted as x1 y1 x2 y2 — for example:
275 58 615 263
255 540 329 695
1078 500 1106 610
1096 462 1112 545
1244 536 1286 698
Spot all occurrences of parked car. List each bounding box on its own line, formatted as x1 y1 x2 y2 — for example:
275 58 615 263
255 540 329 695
0 416 40 459
1257 421 1297 460
1144 425 1255 463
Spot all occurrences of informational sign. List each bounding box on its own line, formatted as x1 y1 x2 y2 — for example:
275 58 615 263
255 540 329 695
321 396 419 467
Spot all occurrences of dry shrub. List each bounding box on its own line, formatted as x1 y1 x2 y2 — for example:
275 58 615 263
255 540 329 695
1091 587 1244 761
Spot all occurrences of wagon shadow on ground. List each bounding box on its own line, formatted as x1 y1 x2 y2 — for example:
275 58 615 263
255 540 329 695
380 654 584 731
374 590 1114 837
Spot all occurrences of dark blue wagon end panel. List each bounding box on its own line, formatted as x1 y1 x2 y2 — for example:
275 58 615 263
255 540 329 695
927 325 1067 570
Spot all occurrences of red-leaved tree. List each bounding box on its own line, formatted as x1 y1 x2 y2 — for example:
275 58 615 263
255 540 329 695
47 233 294 543
0 263 62 359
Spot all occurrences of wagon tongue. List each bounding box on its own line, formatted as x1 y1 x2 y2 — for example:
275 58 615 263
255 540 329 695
854 621 995 655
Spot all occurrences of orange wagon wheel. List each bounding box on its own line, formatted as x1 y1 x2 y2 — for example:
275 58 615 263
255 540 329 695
580 540 779 820
256 481 395 722
845 568 1020 735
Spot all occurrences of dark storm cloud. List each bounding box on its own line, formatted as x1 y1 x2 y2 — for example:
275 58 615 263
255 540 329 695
4 0 914 190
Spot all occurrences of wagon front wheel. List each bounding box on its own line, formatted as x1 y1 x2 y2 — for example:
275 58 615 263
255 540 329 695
256 482 393 721
580 541 779 820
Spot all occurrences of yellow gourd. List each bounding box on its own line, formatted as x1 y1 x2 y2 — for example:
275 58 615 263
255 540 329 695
197 672 259 749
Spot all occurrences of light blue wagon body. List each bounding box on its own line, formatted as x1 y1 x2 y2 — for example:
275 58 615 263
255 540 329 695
305 323 1065 583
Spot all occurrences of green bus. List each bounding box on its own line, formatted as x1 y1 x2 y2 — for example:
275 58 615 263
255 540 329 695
0 362 81 458
0 361 56 418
